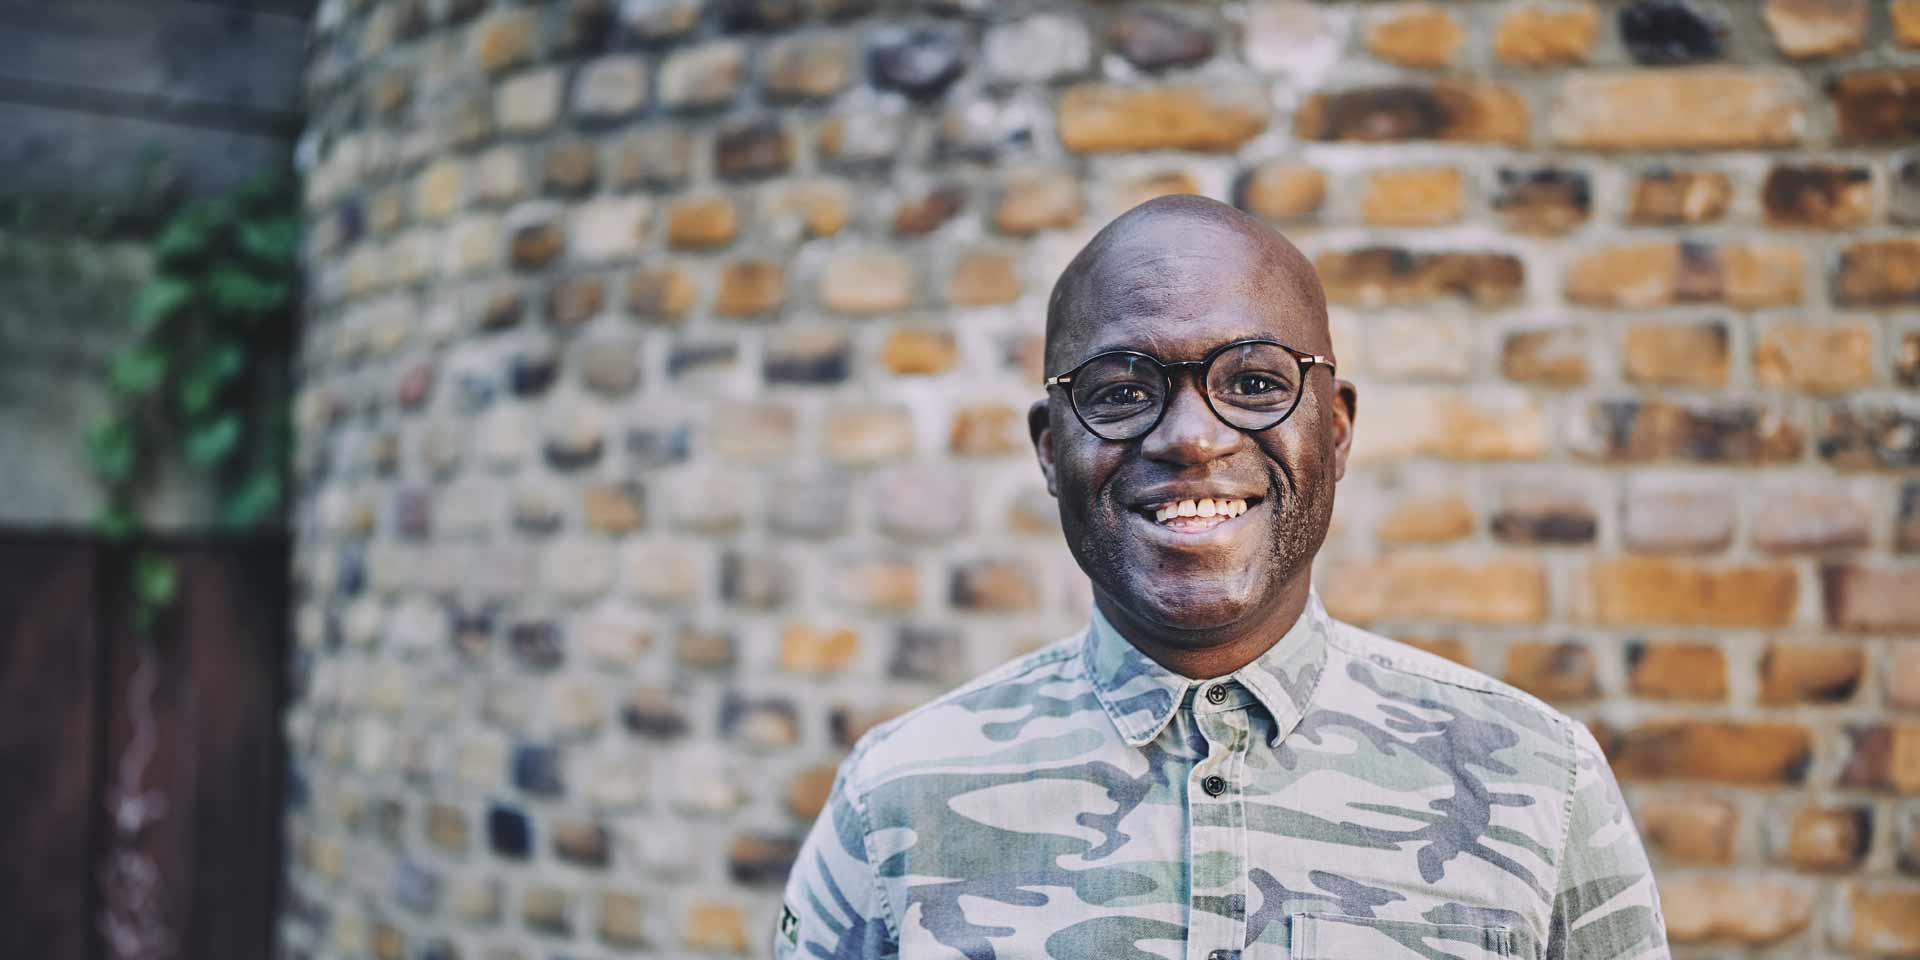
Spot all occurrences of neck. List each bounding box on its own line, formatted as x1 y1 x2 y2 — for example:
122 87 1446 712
1092 572 1312 680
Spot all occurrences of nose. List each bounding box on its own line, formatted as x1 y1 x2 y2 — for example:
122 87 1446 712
1139 372 1245 464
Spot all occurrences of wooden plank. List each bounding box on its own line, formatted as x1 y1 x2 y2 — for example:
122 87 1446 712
0 537 102 960
175 538 288 959
0 0 308 121
0 99 292 206
95 546 195 960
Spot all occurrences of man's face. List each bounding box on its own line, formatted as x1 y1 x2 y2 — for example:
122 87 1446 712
1029 213 1356 645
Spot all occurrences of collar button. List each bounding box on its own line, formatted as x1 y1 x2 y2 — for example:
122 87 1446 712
1205 683 1228 704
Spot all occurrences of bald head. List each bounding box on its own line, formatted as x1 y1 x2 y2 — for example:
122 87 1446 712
1043 195 1328 374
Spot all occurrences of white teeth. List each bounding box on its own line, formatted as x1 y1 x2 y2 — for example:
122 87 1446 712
1149 498 1251 524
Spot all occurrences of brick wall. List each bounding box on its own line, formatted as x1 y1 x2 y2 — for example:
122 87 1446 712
285 1 1920 956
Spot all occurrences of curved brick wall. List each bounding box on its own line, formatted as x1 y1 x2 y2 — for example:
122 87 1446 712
287 1 1920 956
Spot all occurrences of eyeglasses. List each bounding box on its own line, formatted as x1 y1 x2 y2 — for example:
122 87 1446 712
1042 339 1335 442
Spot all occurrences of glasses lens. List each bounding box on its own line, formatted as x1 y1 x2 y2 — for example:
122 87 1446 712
1069 354 1165 439
1206 342 1303 430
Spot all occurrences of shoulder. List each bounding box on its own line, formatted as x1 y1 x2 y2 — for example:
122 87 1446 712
838 632 1090 796
1319 615 1582 764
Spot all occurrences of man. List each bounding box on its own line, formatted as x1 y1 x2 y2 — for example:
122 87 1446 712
776 196 1668 960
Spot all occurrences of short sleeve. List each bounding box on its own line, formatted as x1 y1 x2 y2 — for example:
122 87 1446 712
1545 721 1670 960
773 749 898 960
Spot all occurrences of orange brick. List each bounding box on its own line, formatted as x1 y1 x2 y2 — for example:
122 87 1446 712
1576 557 1797 627
1845 885 1920 956
1366 3 1462 68
1720 244 1804 307
1376 495 1474 544
1237 163 1325 222
1612 719 1812 784
1779 805 1870 870
993 171 1082 235
682 901 749 954
1360 167 1464 226
1834 238 1920 307
1323 553 1548 625
1622 322 1728 388
1762 164 1872 228
1552 69 1806 149
1396 636 1472 666
945 250 1021 306
1753 323 1874 394
1629 170 1730 224
1627 642 1727 701
1637 796 1736 864
1896 0 1920 45
819 250 912 315
949 404 1024 457
785 765 837 819
1297 81 1528 145
1763 0 1865 58
1059 84 1268 153
713 259 784 316
1317 249 1524 307
879 328 957 375
1565 242 1689 308
1759 643 1864 704
1823 564 1920 632
1659 875 1813 944
666 195 739 249
779 625 858 673
1495 3 1598 66
825 407 915 466
1500 328 1588 386
1831 68 1920 144
1503 642 1598 702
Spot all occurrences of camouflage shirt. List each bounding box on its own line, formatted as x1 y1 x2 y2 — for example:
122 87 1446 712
777 587 1669 960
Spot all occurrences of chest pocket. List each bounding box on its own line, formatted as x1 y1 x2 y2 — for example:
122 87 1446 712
1289 913 1519 960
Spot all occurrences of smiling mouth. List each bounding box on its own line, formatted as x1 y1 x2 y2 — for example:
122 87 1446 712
1133 496 1259 534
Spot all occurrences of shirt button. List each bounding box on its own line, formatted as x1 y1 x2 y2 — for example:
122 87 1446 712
1205 684 1228 704
1202 775 1227 796
1208 950 1238 960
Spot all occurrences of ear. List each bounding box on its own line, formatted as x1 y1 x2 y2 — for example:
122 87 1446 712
1329 378 1357 482
1027 399 1058 497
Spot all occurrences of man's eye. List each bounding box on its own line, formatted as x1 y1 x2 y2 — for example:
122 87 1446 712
1227 374 1281 395
1088 383 1153 407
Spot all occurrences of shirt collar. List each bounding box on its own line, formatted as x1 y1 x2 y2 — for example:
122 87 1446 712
1081 586 1332 749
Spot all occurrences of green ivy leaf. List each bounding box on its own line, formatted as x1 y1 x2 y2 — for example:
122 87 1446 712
186 414 241 468
153 210 212 265
131 277 193 335
207 262 288 317
233 169 290 214
108 345 169 396
177 340 246 417
95 503 139 541
220 469 282 527
84 417 136 483
134 552 178 607
237 216 300 266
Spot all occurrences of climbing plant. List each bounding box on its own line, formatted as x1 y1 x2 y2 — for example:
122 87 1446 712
83 168 300 629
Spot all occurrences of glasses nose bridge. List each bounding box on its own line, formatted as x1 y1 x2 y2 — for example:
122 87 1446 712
1158 357 1212 396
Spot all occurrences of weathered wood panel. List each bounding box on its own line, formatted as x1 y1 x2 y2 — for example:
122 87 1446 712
0 538 102 960
0 0 309 122
0 532 288 960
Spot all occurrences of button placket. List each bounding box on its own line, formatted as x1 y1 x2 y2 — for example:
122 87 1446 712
1188 705 1248 960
